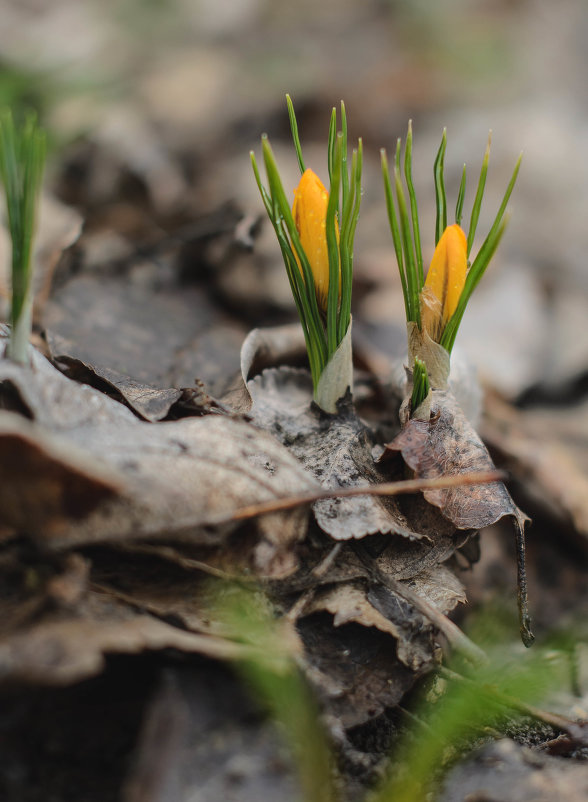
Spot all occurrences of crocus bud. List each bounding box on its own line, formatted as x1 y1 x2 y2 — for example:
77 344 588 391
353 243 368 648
421 223 467 341
292 168 339 313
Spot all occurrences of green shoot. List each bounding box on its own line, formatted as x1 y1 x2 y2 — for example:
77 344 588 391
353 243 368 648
383 123 521 365
0 110 46 365
327 106 337 187
381 149 409 321
326 133 342 355
338 138 362 342
394 161 420 327
251 97 362 402
440 153 522 353
340 101 349 211
410 358 430 415
213 580 575 802
374 620 572 802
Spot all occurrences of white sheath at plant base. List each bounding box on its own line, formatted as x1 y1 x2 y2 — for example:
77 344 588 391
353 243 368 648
314 319 353 414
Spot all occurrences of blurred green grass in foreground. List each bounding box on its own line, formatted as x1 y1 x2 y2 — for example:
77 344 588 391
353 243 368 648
215 583 578 802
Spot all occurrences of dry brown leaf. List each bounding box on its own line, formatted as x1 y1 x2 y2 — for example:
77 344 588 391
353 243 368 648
482 393 588 536
383 389 527 531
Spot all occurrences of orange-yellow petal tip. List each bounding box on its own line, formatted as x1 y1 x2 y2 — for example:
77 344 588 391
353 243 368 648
424 223 467 326
292 168 338 312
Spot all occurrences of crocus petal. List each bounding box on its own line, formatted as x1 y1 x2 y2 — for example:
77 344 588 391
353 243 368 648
292 168 339 312
424 223 467 326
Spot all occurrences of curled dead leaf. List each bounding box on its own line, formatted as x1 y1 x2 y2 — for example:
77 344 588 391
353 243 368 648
382 389 527 532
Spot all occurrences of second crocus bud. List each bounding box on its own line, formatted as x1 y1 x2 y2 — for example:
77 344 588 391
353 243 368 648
421 223 467 342
292 168 340 314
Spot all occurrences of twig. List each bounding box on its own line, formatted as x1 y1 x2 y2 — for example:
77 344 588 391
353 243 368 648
311 543 343 578
286 589 316 621
362 559 488 666
514 516 534 647
231 470 505 520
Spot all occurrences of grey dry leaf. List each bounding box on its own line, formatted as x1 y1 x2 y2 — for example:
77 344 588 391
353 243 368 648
0 335 318 556
46 330 233 422
45 330 182 421
439 738 588 802
296 610 426 730
240 324 307 389
247 366 423 541
42 247 235 390
302 565 464 674
0 410 123 535
0 588 253 686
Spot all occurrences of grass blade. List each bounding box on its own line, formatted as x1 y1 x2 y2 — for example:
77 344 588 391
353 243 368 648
340 100 349 213
286 94 305 175
0 110 46 364
404 120 423 286
394 153 420 326
327 107 336 185
434 128 447 244
338 138 362 340
467 132 491 255
381 148 409 321
455 163 466 226
326 133 342 356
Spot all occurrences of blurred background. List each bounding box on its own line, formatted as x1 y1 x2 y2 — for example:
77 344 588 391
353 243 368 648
0 0 587 466
1 0 586 397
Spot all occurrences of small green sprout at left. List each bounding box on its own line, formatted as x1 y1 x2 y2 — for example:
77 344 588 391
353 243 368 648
251 96 363 413
0 110 46 365
410 357 430 417
381 123 521 409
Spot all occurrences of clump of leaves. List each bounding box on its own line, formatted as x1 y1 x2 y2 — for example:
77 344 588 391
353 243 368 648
251 96 362 412
0 110 46 364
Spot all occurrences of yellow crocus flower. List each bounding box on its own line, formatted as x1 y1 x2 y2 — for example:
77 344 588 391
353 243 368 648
292 168 339 313
421 223 467 341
